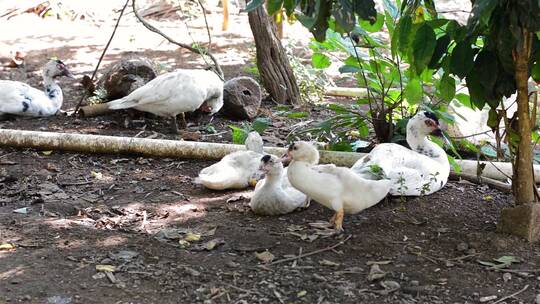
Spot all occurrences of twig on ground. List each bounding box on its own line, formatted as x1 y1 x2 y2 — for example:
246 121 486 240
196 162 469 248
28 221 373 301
132 0 224 80
74 0 130 114
269 235 352 265
491 285 529 304
449 172 511 193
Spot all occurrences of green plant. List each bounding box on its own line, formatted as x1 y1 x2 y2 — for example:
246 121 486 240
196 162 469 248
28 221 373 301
229 117 271 144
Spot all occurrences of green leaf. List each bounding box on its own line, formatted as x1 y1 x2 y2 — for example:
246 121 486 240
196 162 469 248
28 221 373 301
398 15 413 54
339 65 360 73
466 71 486 109
333 0 356 32
448 155 461 173
283 0 296 15
360 13 384 33
287 112 309 118
358 120 369 137
311 53 332 69
267 0 283 15
330 141 353 152
532 62 540 83
383 0 398 20
454 93 474 109
487 108 499 130
352 0 377 23
450 42 476 78
412 23 437 73
245 0 265 12
474 50 498 95
466 0 498 34
229 125 248 144
437 74 456 102
428 34 450 69
252 117 271 134
404 77 422 104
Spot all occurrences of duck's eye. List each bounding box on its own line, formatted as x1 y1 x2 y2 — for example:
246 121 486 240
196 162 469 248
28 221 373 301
293 146 298 150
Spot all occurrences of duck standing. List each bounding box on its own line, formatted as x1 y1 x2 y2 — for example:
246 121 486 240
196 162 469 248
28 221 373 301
106 69 223 134
0 59 73 117
351 111 450 196
284 141 392 231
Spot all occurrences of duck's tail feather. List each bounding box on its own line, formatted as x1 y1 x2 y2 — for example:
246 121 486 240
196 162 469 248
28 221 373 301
107 97 139 110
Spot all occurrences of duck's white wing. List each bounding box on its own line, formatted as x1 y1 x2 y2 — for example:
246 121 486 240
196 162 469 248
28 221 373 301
0 80 45 115
198 151 261 190
107 71 206 111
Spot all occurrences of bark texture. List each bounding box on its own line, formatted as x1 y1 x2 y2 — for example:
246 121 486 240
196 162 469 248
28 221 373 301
248 3 300 104
512 29 537 204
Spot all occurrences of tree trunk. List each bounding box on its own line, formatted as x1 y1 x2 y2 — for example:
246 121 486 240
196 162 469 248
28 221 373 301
512 29 536 204
247 2 300 105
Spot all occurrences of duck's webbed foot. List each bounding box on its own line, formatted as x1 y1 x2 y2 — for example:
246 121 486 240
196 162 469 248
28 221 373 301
329 208 344 233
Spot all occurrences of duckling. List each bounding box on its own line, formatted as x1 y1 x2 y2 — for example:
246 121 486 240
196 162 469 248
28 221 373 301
250 155 308 215
197 131 264 190
0 59 74 118
106 69 223 134
351 111 450 196
284 141 392 231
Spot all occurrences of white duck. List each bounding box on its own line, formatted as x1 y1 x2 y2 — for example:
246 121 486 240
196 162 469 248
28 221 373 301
250 154 308 215
351 111 450 196
197 131 264 190
106 69 224 133
284 141 392 231
0 59 73 117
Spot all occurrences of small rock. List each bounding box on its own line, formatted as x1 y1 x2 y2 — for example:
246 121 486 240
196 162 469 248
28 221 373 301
479 295 497 302
184 267 200 277
410 280 420 287
22 295 31 301
381 280 400 291
225 261 240 268
502 272 512 282
367 264 386 282
535 294 540 304
313 274 327 282
456 242 469 252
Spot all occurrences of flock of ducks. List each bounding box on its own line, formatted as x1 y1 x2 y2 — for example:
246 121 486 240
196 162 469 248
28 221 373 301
0 60 224 132
1 59 451 232
199 110 450 231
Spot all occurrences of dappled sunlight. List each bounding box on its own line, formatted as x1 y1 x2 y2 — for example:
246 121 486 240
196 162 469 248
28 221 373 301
0 265 26 281
94 235 128 247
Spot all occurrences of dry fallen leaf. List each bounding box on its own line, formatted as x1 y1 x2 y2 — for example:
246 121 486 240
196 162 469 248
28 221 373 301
96 264 116 272
41 150 53 156
91 171 103 180
367 264 386 282
297 290 307 297
184 232 201 242
0 243 15 250
178 240 190 248
255 250 275 263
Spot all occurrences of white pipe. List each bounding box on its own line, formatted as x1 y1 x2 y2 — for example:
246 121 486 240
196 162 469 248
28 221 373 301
0 129 537 182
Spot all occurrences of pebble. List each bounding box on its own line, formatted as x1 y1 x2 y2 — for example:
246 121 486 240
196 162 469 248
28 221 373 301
410 280 419 287
502 272 512 282
479 295 497 302
536 294 540 304
456 242 469 252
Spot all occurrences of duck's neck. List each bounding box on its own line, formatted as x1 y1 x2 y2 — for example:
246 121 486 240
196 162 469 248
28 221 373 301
406 132 445 160
42 77 63 111
263 172 281 187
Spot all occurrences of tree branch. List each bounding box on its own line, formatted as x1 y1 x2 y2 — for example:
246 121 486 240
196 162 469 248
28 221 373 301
74 0 130 114
131 0 224 80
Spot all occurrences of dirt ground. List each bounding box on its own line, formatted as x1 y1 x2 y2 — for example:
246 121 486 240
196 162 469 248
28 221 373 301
1 3 540 304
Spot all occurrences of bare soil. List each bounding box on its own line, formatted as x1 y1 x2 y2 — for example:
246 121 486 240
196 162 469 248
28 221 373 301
1 5 540 304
